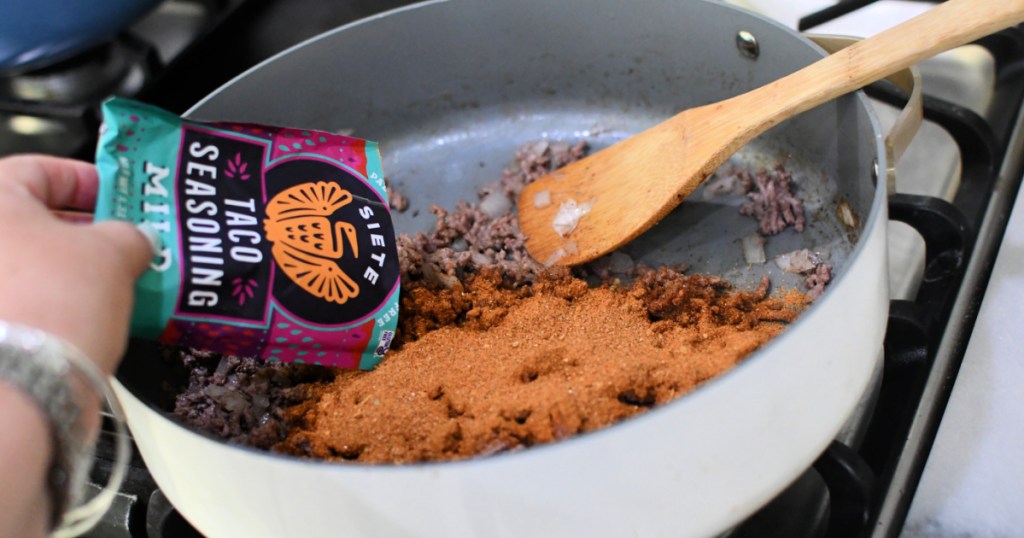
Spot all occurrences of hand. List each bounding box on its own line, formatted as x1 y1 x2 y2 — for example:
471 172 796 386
0 155 153 374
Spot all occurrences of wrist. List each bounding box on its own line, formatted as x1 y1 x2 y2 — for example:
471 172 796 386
0 380 54 538
0 321 129 535
0 304 121 376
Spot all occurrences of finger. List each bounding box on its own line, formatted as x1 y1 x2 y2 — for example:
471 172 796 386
0 155 99 210
89 220 158 278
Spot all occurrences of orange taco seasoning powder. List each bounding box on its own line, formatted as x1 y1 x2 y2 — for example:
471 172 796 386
275 268 807 463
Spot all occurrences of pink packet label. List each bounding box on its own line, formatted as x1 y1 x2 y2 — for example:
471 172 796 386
95 98 400 370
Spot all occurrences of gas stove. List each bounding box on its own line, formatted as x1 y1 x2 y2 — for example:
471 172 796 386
3 1 1022 536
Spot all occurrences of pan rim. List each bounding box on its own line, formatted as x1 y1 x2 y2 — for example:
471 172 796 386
121 0 889 468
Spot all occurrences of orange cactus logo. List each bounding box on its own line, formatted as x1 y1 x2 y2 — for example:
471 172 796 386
264 181 361 304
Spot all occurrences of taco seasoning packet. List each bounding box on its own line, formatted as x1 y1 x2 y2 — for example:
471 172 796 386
94 97 400 370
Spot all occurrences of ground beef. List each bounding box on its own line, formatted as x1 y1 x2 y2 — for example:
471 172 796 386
385 179 409 212
396 203 538 288
395 140 587 288
805 263 833 299
772 249 833 299
717 165 829 298
737 164 805 235
488 140 588 197
171 352 335 448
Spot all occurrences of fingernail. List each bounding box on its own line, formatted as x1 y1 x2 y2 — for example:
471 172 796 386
135 222 160 256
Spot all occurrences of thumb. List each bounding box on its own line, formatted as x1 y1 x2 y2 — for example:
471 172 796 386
90 220 158 278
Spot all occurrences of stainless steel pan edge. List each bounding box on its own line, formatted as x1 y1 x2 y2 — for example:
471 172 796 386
112 1 891 536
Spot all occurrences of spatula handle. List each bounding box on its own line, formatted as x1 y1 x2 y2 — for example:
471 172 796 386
733 0 1024 139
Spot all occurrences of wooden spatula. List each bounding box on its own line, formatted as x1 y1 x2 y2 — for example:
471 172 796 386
519 0 1024 266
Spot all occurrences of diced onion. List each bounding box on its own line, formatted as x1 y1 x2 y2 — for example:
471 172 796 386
773 249 819 274
534 190 552 208
436 272 459 289
544 248 566 267
702 173 742 200
741 233 766 265
836 200 859 228
551 197 595 238
544 241 579 266
480 191 512 219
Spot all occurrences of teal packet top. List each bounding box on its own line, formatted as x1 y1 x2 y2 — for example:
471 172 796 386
95 98 400 370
